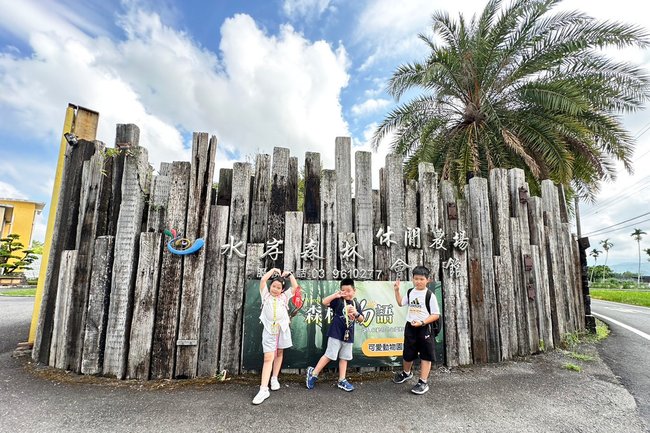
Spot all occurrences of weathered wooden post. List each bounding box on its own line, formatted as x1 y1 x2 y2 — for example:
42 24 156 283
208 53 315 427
81 236 115 375
176 133 217 378
103 124 150 379
151 161 191 379
219 162 252 373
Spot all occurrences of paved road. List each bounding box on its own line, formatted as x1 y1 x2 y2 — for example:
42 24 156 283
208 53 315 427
0 295 34 353
0 295 646 433
591 299 650 430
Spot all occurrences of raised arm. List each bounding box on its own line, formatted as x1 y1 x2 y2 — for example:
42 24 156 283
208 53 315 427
282 270 299 290
322 290 343 307
393 278 403 305
259 268 280 293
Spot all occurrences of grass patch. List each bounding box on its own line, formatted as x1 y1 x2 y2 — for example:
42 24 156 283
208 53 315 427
590 289 650 307
566 352 595 362
564 363 582 372
0 288 36 297
559 319 609 349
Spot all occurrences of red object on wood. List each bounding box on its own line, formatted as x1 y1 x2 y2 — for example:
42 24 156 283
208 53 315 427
292 286 303 309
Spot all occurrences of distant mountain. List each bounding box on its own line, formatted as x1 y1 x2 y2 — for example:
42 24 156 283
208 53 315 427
607 261 650 275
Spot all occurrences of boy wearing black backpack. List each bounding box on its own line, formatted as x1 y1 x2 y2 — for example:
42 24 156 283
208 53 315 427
392 265 440 395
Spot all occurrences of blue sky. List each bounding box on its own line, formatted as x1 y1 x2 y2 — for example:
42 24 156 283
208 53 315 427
0 0 649 269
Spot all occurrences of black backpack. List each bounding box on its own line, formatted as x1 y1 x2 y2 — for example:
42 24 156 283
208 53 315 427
407 287 441 337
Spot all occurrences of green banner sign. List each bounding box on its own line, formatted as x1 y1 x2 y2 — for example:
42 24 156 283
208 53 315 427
242 280 444 370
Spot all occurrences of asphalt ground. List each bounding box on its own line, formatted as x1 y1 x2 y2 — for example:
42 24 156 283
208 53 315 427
1 296 646 433
591 299 650 429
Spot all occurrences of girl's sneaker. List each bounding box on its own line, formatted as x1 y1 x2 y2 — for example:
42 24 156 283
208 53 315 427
252 388 270 404
270 377 280 391
337 379 354 392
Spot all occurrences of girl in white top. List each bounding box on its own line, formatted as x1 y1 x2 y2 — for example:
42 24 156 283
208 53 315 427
253 268 299 405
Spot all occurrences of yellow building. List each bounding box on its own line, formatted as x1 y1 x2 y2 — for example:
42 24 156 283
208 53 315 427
0 198 45 256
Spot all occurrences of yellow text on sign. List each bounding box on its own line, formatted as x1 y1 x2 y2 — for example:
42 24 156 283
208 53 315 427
361 337 404 357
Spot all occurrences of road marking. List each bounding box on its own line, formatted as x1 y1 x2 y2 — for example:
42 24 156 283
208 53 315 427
592 312 650 342
592 300 650 316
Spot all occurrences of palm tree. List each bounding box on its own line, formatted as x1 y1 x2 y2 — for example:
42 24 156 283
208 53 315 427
599 239 613 282
589 248 601 283
373 0 650 199
631 228 646 286
644 248 650 262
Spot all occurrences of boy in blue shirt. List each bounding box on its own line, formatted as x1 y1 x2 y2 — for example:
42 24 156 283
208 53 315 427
305 278 365 391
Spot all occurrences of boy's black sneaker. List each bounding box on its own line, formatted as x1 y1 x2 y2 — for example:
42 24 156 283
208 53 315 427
392 370 413 384
411 379 429 395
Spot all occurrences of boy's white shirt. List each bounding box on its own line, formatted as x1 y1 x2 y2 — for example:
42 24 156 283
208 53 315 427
260 288 294 332
399 287 440 322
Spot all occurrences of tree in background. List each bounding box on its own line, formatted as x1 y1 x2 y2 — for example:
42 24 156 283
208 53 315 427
373 0 650 200
631 228 646 286
30 240 45 255
644 247 650 262
0 234 38 275
599 239 613 282
589 248 601 282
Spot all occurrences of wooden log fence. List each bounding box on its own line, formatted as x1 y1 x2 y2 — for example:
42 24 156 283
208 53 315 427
33 121 587 379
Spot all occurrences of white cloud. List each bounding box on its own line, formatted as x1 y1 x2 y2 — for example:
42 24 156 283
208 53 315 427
355 0 483 70
351 98 391 117
283 0 333 20
0 181 28 199
0 5 351 178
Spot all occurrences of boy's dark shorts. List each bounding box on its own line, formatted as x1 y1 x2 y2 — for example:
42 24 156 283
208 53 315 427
403 322 436 362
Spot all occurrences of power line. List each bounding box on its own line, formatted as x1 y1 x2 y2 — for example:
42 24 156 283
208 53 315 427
581 175 650 217
583 215 650 238
584 211 650 236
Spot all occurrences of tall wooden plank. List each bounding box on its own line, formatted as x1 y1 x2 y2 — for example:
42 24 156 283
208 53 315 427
509 169 539 354
571 234 585 332
66 145 106 372
560 223 577 332
541 180 567 340
355 151 373 273
250 154 271 243
267 148 290 269
335 137 353 234
127 233 163 379
418 163 440 283
304 152 321 224
527 197 554 350
385 154 405 280
321 170 337 280
176 133 217 378
488 168 516 360
284 212 304 272
81 236 115 375
440 181 471 366
509 219 530 355
287 156 299 212
219 162 252 373
103 138 150 379
197 205 230 377
467 177 500 363
150 161 191 379
49 250 77 370
34 140 97 364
